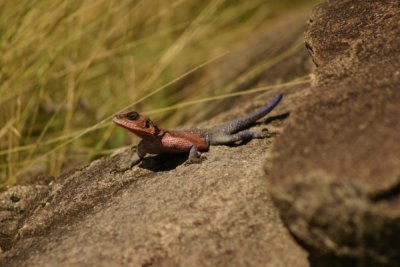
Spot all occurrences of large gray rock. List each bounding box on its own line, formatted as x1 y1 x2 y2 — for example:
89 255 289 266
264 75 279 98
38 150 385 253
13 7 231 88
0 14 312 266
267 1 400 266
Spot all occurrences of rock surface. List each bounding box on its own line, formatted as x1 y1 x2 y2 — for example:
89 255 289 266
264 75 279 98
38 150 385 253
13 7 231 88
0 14 312 267
267 1 400 266
0 93 308 267
4 1 398 266
0 185 48 251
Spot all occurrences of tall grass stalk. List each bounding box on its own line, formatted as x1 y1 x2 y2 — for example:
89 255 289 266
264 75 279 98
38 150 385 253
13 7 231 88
0 0 319 187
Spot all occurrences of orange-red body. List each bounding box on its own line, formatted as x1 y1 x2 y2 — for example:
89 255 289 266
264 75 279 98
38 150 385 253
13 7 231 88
113 111 209 155
113 94 283 169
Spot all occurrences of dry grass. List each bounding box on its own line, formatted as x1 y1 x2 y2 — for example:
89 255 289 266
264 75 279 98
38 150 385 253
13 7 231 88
0 0 318 187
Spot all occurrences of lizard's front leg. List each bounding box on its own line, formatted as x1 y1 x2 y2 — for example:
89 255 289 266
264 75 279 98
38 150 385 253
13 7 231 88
120 141 147 171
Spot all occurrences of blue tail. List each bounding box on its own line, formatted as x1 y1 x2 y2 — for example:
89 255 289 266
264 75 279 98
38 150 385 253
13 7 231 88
212 93 283 134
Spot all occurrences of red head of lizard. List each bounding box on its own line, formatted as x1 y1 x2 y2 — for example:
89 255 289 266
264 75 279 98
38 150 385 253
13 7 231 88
113 111 161 140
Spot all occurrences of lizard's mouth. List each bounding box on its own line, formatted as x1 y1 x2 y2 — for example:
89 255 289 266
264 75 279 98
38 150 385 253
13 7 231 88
113 116 148 135
112 117 133 131
113 115 159 137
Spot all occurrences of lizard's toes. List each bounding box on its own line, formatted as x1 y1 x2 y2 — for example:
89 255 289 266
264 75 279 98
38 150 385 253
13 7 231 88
185 156 204 165
111 163 133 174
259 129 271 138
111 167 127 174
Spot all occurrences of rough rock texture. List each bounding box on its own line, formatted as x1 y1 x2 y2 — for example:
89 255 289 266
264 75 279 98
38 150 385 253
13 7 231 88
0 13 313 267
0 90 309 267
0 185 49 251
267 1 400 266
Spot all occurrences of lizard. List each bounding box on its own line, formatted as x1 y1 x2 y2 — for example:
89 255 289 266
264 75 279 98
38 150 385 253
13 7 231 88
113 93 283 170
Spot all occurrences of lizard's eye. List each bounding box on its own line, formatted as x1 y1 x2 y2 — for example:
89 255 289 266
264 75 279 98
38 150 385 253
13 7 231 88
145 119 151 128
126 112 139 121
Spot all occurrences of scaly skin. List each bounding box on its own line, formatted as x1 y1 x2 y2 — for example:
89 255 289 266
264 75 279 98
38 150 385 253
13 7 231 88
113 94 283 170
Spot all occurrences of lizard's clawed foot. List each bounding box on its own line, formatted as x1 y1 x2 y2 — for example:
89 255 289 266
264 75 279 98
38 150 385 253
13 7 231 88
186 157 202 165
119 163 133 172
185 154 206 165
112 157 140 173
259 128 271 138
111 163 131 174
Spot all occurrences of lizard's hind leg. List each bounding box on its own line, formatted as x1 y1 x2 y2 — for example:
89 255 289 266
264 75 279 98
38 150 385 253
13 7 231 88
209 129 270 145
187 145 202 163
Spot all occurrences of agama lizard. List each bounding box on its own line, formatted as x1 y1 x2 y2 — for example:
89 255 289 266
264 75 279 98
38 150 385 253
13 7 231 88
113 93 283 170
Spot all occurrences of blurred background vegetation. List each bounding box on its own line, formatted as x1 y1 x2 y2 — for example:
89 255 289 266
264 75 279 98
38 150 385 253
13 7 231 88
0 0 319 187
